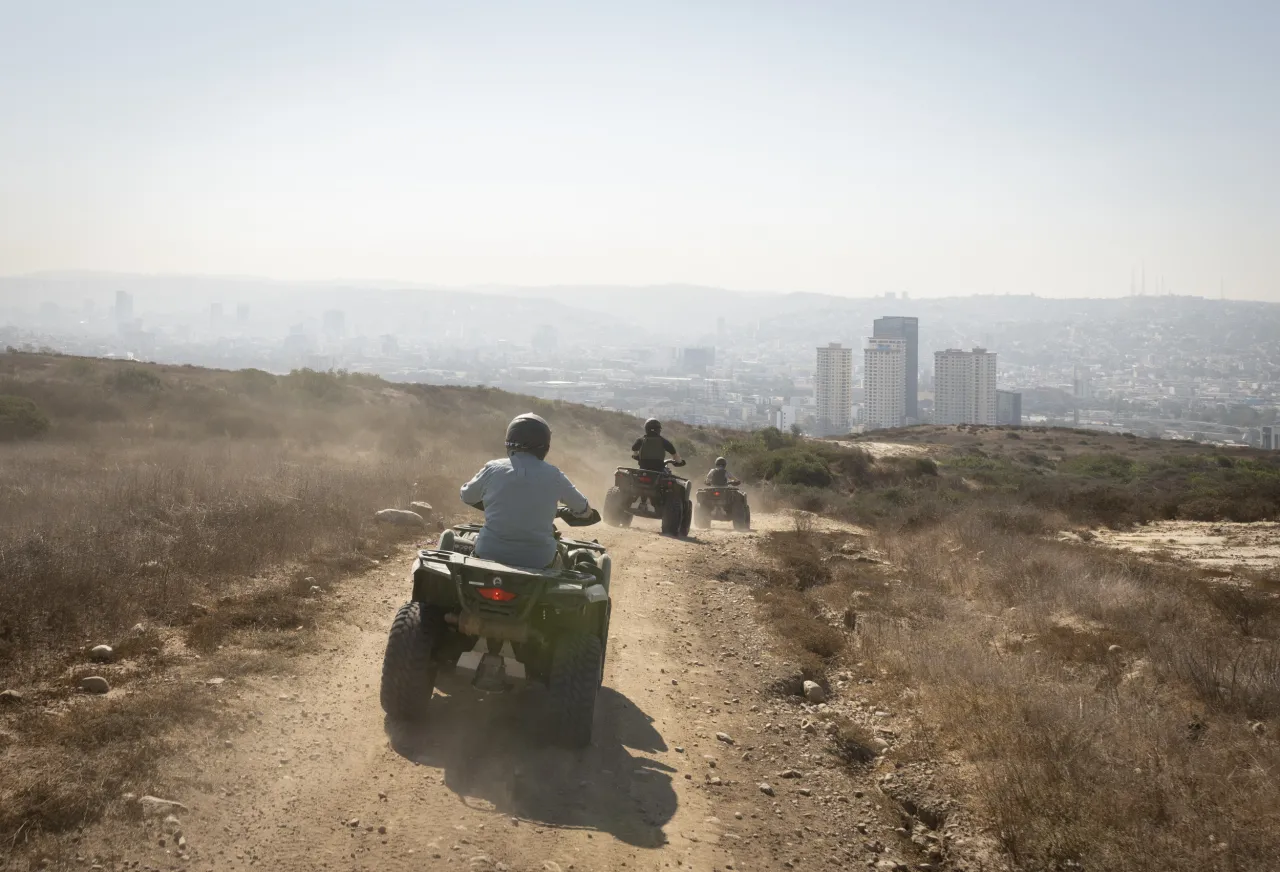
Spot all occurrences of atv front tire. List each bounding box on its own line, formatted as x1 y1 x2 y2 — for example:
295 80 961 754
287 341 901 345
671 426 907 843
681 498 692 537
548 632 604 748
380 602 441 721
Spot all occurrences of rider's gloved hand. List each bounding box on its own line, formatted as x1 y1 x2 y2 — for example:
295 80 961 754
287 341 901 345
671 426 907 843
673 459 686 467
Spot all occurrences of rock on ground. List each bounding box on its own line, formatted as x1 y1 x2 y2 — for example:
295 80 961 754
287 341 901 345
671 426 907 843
90 644 114 663
408 501 435 517
0 689 23 704
138 796 189 816
79 676 110 694
802 680 826 703
375 509 426 528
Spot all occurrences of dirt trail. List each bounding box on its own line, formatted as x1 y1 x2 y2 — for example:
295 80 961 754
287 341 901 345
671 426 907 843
73 511 901 872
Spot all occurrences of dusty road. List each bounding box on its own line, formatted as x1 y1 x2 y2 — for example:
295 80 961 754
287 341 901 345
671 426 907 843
73 511 914 872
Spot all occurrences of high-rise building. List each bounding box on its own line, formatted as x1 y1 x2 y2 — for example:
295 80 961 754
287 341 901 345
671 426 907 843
680 347 715 376
815 342 853 435
873 316 919 420
1263 425 1280 450
934 348 998 425
996 390 1022 426
864 338 906 429
322 309 346 339
114 291 133 322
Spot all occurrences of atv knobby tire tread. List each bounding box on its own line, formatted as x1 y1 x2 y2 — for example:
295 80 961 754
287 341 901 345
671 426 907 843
661 494 683 536
549 632 604 748
732 499 751 531
380 601 440 721
681 498 692 537
603 487 625 527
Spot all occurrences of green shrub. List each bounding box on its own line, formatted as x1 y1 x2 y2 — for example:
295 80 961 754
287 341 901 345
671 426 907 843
110 367 163 393
0 395 50 440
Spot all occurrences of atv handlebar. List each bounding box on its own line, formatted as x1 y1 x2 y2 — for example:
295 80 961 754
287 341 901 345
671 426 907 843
556 506 602 527
667 459 686 468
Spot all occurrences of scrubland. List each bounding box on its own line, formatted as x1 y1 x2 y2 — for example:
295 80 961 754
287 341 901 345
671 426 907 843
743 425 1280 871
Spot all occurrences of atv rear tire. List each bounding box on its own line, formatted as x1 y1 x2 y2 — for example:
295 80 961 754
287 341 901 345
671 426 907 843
603 487 626 527
733 501 751 531
380 601 441 721
660 494 683 536
681 498 692 537
548 632 604 748
694 504 711 529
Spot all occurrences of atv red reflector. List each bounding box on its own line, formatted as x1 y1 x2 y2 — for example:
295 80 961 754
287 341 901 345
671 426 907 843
477 588 518 602
714 491 721 496
638 476 651 483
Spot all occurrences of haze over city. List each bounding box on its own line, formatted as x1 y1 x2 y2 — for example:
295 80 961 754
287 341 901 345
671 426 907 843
3 1 1279 299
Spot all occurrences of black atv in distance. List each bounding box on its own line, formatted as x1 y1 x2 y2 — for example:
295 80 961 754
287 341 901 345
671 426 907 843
379 507 610 748
694 479 751 531
602 459 691 537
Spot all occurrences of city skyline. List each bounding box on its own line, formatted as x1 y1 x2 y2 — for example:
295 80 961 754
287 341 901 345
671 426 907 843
7 276 1280 448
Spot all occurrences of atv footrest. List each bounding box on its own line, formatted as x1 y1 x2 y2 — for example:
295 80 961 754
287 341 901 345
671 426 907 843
456 638 526 691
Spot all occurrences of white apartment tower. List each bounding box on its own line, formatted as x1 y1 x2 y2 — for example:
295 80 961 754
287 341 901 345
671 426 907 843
864 338 907 429
815 342 853 435
934 348 998 425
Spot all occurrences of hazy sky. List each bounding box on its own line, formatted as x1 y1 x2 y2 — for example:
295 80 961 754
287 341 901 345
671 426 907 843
1 1 1277 299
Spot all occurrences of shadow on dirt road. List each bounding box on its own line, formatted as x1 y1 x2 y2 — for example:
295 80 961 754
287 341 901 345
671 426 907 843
385 684 676 848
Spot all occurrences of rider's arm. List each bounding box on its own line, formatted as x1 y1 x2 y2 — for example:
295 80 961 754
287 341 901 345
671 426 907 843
630 437 643 460
661 437 683 462
459 462 494 509
555 470 592 517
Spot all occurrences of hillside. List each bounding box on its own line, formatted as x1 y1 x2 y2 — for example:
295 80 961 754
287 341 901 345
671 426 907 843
0 351 730 681
4 352 1280 872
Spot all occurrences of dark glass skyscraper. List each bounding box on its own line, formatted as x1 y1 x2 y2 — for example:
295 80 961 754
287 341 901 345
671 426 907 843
872 316 918 420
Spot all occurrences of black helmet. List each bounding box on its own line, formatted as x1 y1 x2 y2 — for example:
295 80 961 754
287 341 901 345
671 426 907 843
644 418 662 436
505 413 551 460
715 456 727 468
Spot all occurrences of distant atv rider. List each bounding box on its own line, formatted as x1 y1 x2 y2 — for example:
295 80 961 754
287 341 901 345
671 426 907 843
460 413 595 569
632 418 684 472
705 456 738 487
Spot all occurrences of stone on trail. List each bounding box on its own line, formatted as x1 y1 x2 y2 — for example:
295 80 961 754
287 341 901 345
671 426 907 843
802 680 826 703
0 689 23 705
138 796 188 816
90 645 115 662
79 676 110 694
716 732 735 745
375 509 426 528
759 782 775 797
409 501 435 517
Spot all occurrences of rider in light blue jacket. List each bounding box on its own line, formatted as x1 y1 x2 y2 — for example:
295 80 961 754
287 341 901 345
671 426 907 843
460 413 593 569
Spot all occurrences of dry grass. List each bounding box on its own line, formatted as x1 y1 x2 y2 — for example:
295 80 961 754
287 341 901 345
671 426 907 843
0 686 216 843
743 429 1280 871
855 516 1280 871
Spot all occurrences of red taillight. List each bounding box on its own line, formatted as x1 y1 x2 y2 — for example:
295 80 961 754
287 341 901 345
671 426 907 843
714 491 721 496
477 588 517 602
638 476 652 483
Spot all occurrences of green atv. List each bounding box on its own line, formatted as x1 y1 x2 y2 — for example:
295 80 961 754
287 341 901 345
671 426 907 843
602 459 691 537
694 479 751 531
379 507 610 748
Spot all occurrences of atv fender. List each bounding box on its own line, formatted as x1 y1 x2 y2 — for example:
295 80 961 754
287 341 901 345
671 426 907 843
412 558 456 607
